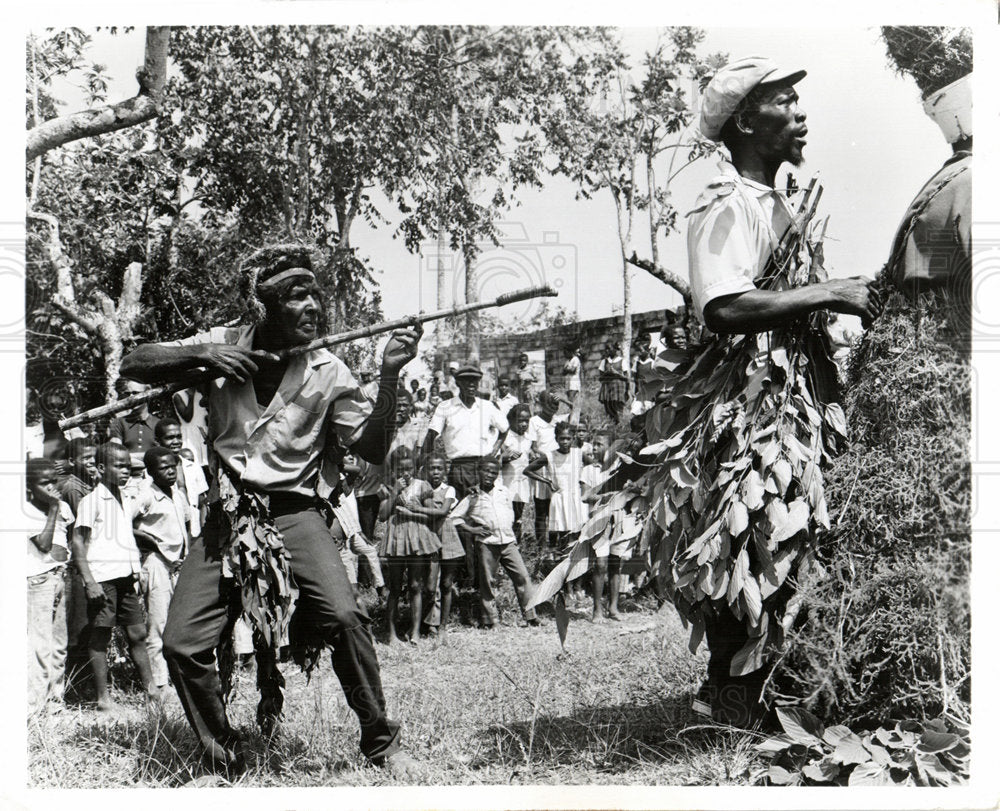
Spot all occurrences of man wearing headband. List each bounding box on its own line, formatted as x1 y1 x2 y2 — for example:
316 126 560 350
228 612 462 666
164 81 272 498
119 244 421 778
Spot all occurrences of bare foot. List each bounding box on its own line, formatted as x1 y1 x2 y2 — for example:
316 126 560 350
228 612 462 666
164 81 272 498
608 609 622 622
591 609 607 624
95 696 118 713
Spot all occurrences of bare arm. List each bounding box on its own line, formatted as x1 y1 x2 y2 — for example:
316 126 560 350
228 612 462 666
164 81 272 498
121 342 279 385
704 277 883 335
350 326 421 464
29 501 60 554
71 526 105 601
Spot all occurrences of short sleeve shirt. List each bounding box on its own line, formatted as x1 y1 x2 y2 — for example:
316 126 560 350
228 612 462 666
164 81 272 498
164 325 371 497
74 483 142 582
450 484 517 545
428 397 509 459
26 500 73 577
134 482 190 562
528 414 566 454
687 160 795 323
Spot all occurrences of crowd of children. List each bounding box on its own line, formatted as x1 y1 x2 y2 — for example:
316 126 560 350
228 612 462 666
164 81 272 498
26 339 660 715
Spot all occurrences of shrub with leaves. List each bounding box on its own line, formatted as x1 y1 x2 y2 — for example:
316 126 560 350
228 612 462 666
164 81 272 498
756 706 969 786
769 287 970 725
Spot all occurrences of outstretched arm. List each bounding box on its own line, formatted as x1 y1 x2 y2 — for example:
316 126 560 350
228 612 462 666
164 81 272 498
121 342 279 385
704 277 883 334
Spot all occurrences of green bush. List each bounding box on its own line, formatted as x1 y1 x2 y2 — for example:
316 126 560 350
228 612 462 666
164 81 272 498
769 288 970 726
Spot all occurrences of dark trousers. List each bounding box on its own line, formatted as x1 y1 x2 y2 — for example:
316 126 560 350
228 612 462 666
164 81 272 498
704 610 769 727
162 505 400 761
447 456 483 500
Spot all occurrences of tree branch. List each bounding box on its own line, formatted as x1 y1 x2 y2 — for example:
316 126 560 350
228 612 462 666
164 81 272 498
26 26 170 161
51 297 99 334
626 251 691 301
26 208 76 303
116 261 144 341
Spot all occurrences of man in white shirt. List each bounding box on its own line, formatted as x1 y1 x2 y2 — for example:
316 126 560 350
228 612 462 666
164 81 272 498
133 446 192 690
422 364 509 499
26 458 72 714
450 459 541 628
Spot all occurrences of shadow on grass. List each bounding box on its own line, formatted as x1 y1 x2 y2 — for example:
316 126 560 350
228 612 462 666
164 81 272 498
473 692 742 778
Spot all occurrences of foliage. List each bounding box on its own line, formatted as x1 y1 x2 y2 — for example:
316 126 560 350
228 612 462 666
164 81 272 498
880 26 972 98
769 288 970 725
756 706 969 786
531 182 842 672
539 27 726 368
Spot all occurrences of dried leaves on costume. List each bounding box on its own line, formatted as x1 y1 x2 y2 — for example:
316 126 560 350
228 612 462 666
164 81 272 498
215 466 323 735
531 180 849 677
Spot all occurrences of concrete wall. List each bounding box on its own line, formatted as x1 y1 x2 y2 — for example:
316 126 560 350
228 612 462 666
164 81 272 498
435 308 673 390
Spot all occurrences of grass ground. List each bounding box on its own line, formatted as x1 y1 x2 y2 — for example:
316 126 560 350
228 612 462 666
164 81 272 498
27 583 767 788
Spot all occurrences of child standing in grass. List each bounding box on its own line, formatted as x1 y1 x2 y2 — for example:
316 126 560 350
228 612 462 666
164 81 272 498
379 451 441 644
525 422 589 605
26 457 72 715
334 453 387 600
451 458 542 629
500 405 535 542
71 443 157 712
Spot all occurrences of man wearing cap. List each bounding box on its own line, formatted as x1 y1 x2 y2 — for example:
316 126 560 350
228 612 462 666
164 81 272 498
119 244 421 777
683 58 882 726
422 363 509 499
691 56 881 334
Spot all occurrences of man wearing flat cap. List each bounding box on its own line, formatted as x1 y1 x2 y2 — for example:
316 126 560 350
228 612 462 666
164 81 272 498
422 363 509 500
681 58 883 726
691 56 881 334
120 243 422 778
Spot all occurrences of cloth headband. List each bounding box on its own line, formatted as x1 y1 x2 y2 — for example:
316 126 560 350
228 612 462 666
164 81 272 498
257 266 315 290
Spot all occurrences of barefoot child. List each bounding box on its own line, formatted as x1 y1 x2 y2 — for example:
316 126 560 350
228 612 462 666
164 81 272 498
26 458 72 715
451 458 542 628
71 443 157 711
500 405 535 542
525 422 589 607
421 456 464 637
379 451 441 644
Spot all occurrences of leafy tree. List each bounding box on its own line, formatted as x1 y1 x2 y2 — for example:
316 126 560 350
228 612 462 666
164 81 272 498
541 27 725 374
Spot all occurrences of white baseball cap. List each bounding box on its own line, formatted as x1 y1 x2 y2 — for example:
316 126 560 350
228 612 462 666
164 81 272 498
699 56 807 141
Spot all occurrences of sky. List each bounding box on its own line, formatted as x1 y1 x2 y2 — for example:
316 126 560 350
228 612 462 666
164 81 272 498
45 25 950 333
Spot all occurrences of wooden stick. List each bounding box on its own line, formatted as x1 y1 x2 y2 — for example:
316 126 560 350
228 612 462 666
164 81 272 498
59 285 557 430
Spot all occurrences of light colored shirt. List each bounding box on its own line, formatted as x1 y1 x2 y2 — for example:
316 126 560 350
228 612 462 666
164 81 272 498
26 500 72 577
179 457 209 537
333 487 364 539
492 392 519 417
528 413 565 454
450 484 517 546
428 396 509 459
687 160 795 322
134 482 190 562
74 483 142 582
173 389 210 467
165 325 371 498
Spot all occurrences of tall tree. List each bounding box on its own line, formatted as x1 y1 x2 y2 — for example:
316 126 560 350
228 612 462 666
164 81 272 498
542 28 725 368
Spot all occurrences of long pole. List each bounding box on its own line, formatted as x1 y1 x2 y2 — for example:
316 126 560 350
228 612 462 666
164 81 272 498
59 285 556 431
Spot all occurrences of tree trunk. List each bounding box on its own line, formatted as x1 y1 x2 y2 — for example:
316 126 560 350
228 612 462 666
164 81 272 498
26 26 170 161
463 244 480 363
